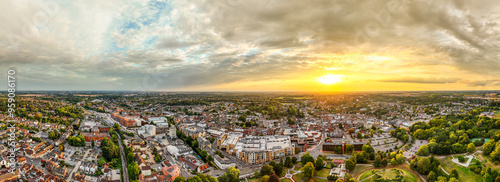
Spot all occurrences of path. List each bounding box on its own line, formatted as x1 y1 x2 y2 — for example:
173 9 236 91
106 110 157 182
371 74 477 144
360 174 376 181
441 166 449 175
66 149 90 181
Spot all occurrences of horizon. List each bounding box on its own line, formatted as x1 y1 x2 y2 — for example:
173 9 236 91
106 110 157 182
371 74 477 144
2 0 500 91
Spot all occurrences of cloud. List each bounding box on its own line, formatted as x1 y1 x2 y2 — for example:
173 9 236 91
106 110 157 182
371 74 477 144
0 0 499 91
378 77 460 84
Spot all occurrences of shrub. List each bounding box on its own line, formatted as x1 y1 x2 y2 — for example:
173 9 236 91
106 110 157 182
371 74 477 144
458 156 466 163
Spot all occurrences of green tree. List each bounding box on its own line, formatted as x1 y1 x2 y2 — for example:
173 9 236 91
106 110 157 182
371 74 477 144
301 162 315 180
128 162 140 180
260 175 269 182
301 153 315 165
345 160 355 171
291 157 297 164
218 167 239 182
260 164 273 177
390 158 397 166
427 171 437 182
174 176 186 182
315 157 324 170
327 175 339 181
467 143 476 153
285 157 292 168
450 169 459 179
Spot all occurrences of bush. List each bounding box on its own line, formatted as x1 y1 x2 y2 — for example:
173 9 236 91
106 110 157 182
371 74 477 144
458 156 466 163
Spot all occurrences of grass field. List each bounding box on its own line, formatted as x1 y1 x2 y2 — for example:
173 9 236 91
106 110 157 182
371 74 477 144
293 173 304 182
476 154 500 171
316 168 331 177
353 164 422 182
439 156 483 182
294 163 303 171
282 179 293 182
495 111 500 119
358 168 418 182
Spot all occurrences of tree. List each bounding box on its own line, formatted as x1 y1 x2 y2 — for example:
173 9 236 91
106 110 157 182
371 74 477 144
450 169 459 179
458 155 466 163
91 140 95 148
268 172 281 182
59 144 64 152
218 167 239 182
390 158 397 166
301 153 315 165
345 144 354 154
483 140 496 155
396 154 405 164
373 155 382 167
285 157 292 168
417 157 431 174
417 145 430 156
260 175 269 182
260 164 273 177
174 176 186 182
128 162 140 180
467 143 476 153
345 160 355 171
315 157 324 170
292 157 297 164
301 162 315 180
327 175 339 181
427 171 437 182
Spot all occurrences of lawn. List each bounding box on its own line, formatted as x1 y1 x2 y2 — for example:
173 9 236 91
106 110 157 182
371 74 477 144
439 156 483 182
293 173 304 182
294 163 303 171
282 179 293 182
358 168 418 182
247 178 260 182
477 154 500 171
316 168 331 178
313 177 328 182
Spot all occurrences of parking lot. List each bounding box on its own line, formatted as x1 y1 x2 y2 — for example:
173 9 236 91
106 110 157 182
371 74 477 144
403 140 429 159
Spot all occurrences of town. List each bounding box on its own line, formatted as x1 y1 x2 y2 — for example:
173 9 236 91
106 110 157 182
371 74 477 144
0 91 499 182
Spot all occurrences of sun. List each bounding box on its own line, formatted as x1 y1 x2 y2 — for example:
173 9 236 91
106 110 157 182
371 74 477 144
318 75 342 84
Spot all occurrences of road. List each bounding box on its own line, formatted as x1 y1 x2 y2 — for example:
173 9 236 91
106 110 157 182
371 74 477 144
66 149 90 181
116 131 130 182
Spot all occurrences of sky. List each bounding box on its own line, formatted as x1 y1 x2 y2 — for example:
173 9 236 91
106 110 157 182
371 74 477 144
1 0 500 92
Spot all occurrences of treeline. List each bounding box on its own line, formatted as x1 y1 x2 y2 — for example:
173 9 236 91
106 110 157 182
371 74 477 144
410 111 500 155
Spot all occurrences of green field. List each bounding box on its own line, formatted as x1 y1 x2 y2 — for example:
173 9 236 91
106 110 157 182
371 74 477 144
439 156 483 182
358 168 418 182
316 168 331 178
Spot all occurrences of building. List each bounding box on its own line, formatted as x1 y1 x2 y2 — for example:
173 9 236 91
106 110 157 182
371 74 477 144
83 132 111 142
141 166 151 176
147 117 167 124
180 126 206 138
214 155 236 170
139 125 156 136
197 137 211 149
168 127 177 139
162 164 180 182
233 135 295 164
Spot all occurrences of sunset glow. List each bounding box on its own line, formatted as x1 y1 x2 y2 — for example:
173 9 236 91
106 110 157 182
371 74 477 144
318 75 342 85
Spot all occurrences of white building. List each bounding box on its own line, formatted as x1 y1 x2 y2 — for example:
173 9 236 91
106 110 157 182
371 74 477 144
214 155 236 170
139 125 156 136
148 117 167 124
